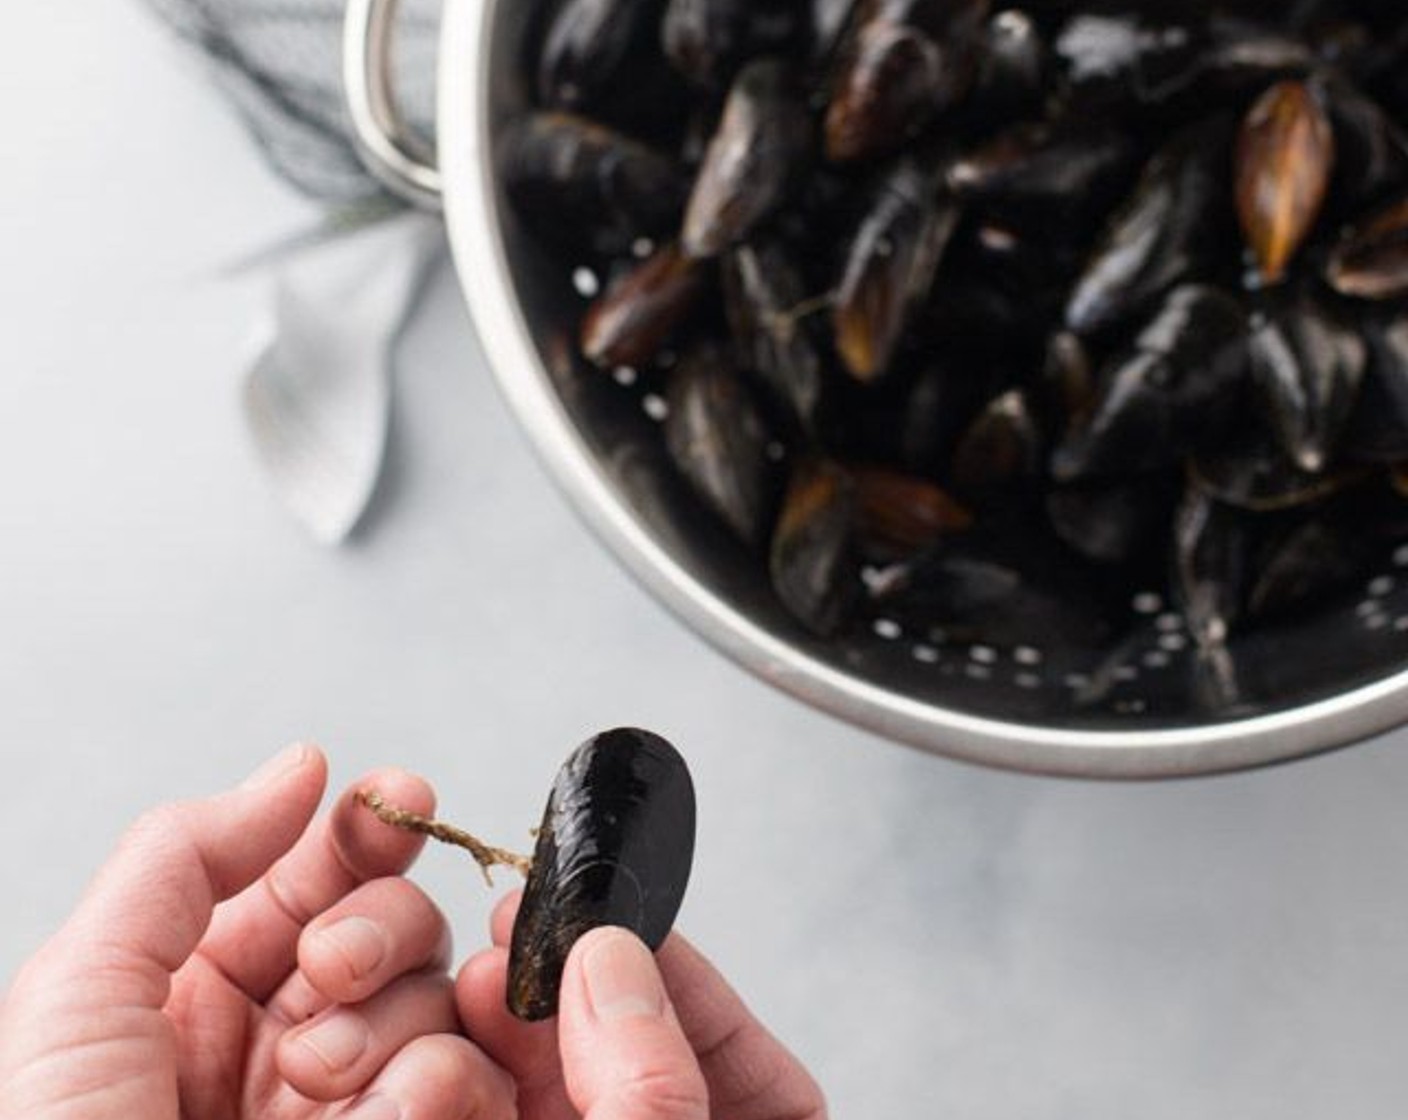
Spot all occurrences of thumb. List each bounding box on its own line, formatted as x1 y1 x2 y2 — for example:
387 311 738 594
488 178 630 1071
558 927 710 1120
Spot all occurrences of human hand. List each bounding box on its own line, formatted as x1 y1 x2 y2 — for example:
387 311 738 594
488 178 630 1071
0 745 514 1120
457 893 829 1120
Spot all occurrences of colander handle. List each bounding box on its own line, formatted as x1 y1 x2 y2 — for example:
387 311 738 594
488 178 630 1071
343 0 445 211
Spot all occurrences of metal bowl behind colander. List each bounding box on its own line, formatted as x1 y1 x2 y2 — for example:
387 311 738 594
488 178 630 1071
349 0 1408 778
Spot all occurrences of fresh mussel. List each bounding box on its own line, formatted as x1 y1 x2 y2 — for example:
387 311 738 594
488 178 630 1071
770 458 863 636
683 57 813 258
1326 195 1408 301
1234 78 1336 286
538 0 664 111
1247 289 1367 474
502 112 688 255
1064 114 1233 337
664 344 782 548
663 0 799 88
1053 284 1247 481
825 0 990 163
833 156 959 381
580 243 708 368
509 728 696 1021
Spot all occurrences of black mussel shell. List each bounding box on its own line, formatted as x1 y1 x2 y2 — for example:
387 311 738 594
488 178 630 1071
1247 516 1375 623
663 0 799 88
722 239 832 439
770 458 863 636
824 0 990 163
682 58 813 259
538 0 662 111
664 345 782 549
966 9 1049 124
1053 284 1247 482
1247 289 1367 474
833 157 959 382
849 462 972 558
501 113 689 256
1046 473 1177 567
508 728 696 1022
950 387 1045 498
1065 114 1233 338
1172 487 1251 650
1322 77 1408 219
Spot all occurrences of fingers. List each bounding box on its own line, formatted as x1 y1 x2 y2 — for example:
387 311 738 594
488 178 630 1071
653 937 828 1120
298 876 452 1007
470 892 826 1120
277 972 460 1101
558 927 710 1120
37 743 326 1006
200 766 436 1002
457 946 577 1120
346 1034 517 1120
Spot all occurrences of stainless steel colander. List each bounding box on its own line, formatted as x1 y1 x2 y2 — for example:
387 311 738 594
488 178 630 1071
345 0 1408 778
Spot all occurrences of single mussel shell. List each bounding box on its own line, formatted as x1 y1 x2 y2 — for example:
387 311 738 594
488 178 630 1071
1247 289 1367 474
508 728 696 1022
1053 284 1247 482
1326 195 1408 302
663 0 799 88
947 121 1136 232
1065 114 1233 337
664 345 782 549
580 244 708 369
833 157 960 382
1321 77 1408 218
965 9 1049 124
501 112 689 255
824 0 991 163
950 387 1044 498
849 462 972 558
682 58 813 259
770 458 863 636
538 0 664 111
722 239 831 439
1234 78 1336 286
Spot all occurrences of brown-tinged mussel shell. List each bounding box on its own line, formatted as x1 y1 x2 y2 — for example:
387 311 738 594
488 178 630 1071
1234 78 1337 286
1247 288 1367 474
580 243 708 368
850 463 972 557
950 387 1045 498
501 112 689 255
682 58 814 259
1053 284 1247 482
833 156 960 382
1064 114 1234 337
770 458 863 636
508 728 696 1022
1327 195 1408 301
824 0 991 163
663 344 782 549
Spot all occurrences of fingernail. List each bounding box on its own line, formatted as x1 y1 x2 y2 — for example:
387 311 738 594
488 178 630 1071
297 1011 370 1073
241 743 312 791
312 916 389 981
582 928 666 1023
344 1093 401 1120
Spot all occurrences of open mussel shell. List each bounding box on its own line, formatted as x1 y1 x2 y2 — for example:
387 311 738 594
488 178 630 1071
508 728 696 1022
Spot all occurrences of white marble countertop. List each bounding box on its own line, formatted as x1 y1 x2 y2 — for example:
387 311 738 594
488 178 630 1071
4 5 1408 1117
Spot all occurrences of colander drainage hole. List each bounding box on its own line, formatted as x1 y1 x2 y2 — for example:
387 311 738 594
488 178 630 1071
572 266 600 299
872 617 902 640
641 393 669 422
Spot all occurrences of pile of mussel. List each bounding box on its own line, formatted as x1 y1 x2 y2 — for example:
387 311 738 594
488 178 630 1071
502 0 1408 683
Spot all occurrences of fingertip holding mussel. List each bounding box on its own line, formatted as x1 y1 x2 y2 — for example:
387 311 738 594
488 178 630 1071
508 728 696 1022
